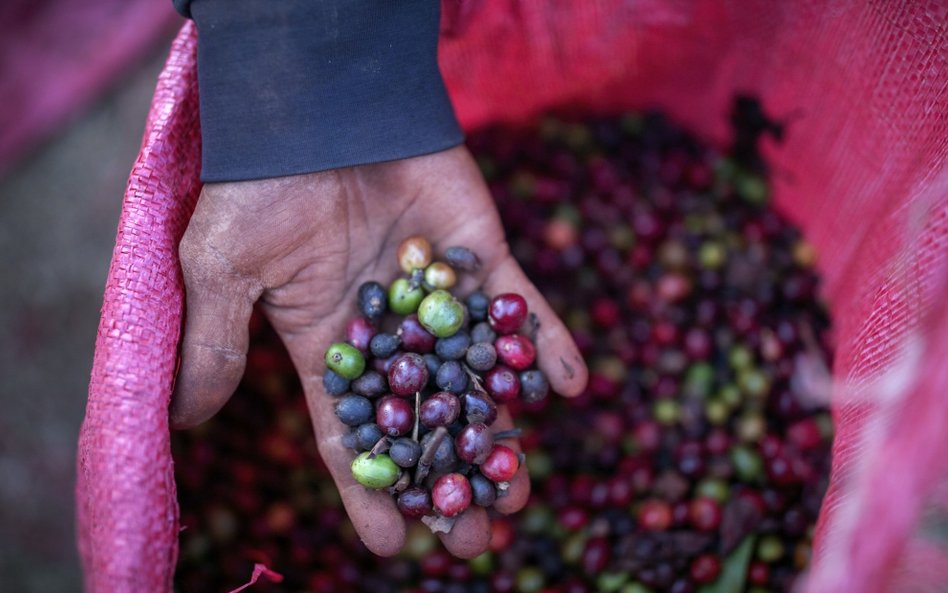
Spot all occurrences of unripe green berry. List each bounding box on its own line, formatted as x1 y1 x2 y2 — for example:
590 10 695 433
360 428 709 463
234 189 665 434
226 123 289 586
388 278 424 315
417 289 465 338
350 452 399 488
325 342 365 379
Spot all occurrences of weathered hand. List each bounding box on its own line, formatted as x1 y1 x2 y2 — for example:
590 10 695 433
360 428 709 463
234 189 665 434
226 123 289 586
170 146 588 558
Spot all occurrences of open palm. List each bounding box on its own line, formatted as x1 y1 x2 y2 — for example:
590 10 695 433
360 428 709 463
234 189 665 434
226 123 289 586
170 145 588 558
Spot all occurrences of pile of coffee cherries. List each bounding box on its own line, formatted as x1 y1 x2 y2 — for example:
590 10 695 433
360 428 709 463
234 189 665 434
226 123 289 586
173 99 833 593
322 236 547 524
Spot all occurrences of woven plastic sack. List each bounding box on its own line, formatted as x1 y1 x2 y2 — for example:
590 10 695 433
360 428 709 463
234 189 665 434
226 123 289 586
77 2 948 592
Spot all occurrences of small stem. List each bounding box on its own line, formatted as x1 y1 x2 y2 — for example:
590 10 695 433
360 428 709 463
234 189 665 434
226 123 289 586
368 436 392 459
493 428 522 442
414 426 448 485
462 363 486 392
412 391 421 442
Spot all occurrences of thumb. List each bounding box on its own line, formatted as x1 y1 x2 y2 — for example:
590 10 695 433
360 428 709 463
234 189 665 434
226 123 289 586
170 250 262 429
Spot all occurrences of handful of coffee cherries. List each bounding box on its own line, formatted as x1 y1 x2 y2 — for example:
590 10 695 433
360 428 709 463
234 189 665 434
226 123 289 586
322 236 549 531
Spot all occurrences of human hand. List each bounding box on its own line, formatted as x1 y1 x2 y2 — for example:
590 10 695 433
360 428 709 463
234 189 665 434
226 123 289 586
169 145 589 558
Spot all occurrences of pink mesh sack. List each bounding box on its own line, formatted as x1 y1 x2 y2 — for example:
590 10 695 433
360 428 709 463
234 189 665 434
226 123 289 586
77 2 948 592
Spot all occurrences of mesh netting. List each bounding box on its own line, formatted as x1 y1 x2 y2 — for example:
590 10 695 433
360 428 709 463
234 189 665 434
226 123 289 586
77 2 948 592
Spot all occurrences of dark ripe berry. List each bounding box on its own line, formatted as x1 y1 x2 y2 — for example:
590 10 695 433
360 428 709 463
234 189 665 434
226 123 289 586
399 315 437 354
322 369 350 396
388 353 429 397
581 537 610 576
421 429 458 472
345 316 377 354
748 561 770 585
470 321 497 344
462 390 498 426
481 444 520 482
494 334 537 370
354 423 383 451
335 395 374 426
465 342 497 371
519 370 550 403
465 292 491 322
397 235 433 273
435 332 471 360
689 497 722 531
689 554 722 584
396 486 432 518
455 422 494 464
357 281 387 319
469 473 497 507
423 354 442 383
423 262 457 290
351 370 387 398
484 365 521 402
488 293 529 334
436 360 469 394
376 396 414 436
369 332 400 359
389 437 423 468
669 579 695 593
432 473 472 517
445 246 482 272
638 499 673 531
419 391 461 428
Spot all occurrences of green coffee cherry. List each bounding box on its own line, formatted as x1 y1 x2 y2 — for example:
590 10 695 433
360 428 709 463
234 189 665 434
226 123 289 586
417 289 465 338
350 452 399 488
325 342 365 379
388 278 424 315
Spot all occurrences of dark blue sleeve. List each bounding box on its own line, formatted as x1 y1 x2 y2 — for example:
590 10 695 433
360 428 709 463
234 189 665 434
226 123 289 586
174 0 463 183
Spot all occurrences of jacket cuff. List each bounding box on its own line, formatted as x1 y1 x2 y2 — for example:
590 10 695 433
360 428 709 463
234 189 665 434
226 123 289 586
188 0 462 182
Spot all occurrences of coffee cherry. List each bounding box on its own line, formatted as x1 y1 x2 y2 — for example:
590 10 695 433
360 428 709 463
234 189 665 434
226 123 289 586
397 486 432 518
397 235 433 273
466 342 497 371
322 369 350 396
470 473 497 507
435 332 471 360
398 315 437 354
417 290 465 338
388 278 425 315
481 445 520 482
432 473 472 517
351 370 387 398
444 246 481 272
376 396 414 437
388 353 429 397
351 452 399 489
465 291 491 321
419 392 461 428
335 395 374 427
484 365 521 402
357 281 388 319
369 333 400 358
389 438 423 468
325 342 365 380
470 321 497 344
436 360 469 394
421 428 458 472
455 422 493 464
462 390 499 426
424 262 457 290
488 293 529 334
637 500 673 531
354 423 383 451
688 497 722 531
519 370 550 403
345 317 376 354
495 334 537 370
